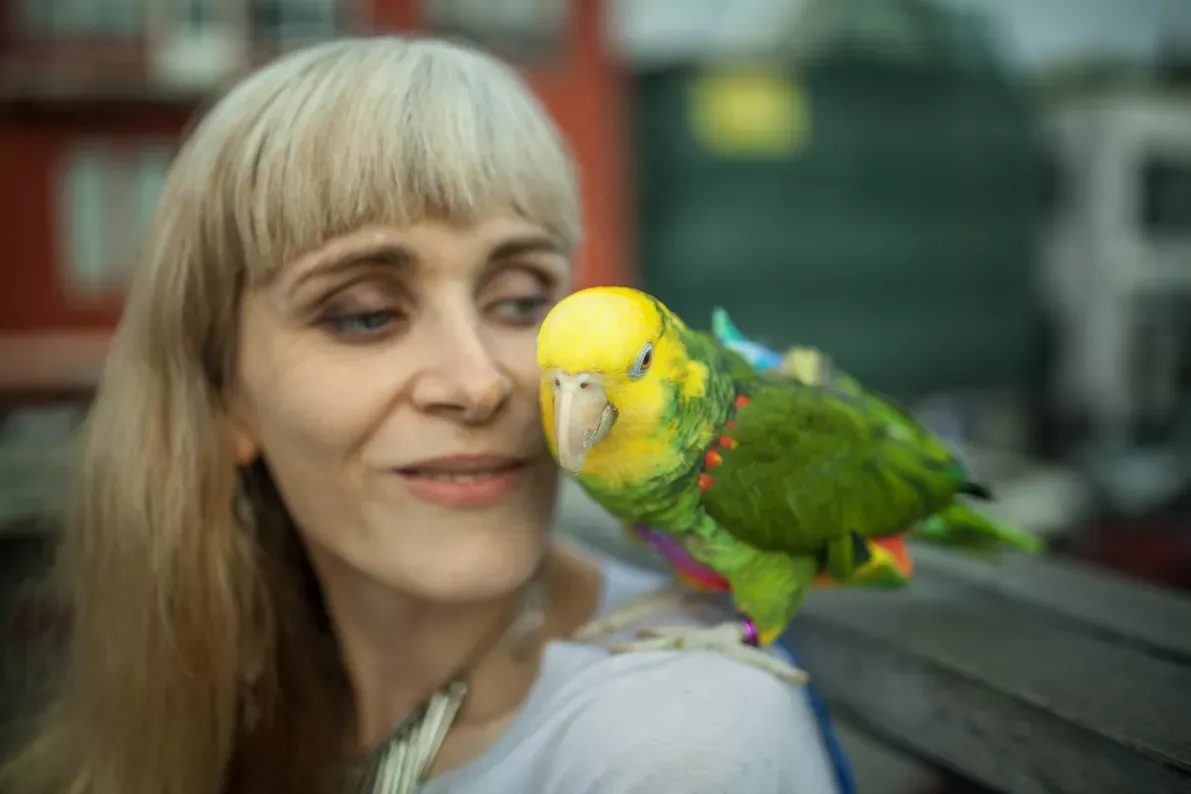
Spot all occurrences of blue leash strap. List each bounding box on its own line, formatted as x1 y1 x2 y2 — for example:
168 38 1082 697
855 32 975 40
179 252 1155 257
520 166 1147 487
779 633 857 794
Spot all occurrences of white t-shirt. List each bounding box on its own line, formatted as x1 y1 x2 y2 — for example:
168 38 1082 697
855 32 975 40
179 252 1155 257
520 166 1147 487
418 553 842 794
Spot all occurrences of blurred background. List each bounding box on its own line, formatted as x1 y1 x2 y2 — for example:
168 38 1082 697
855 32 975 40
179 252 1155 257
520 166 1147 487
0 0 1189 791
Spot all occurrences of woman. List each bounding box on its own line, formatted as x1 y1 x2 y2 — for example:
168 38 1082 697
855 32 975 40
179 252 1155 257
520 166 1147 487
2 36 842 793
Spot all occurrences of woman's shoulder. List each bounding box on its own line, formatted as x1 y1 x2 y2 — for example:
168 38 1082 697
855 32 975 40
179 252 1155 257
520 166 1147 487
546 549 838 791
534 644 840 793
425 548 841 793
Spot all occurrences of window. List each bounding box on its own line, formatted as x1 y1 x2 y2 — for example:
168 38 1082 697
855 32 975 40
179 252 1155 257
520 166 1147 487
17 0 143 37
252 0 354 50
1140 156 1191 237
57 141 174 297
424 0 570 63
14 0 357 49
3 0 359 100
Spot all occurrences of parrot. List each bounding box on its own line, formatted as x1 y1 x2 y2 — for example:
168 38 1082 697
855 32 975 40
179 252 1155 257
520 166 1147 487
541 286 1041 672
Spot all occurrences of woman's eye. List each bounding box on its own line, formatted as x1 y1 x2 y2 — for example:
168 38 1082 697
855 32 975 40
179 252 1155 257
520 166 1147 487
490 296 549 324
323 309 398 337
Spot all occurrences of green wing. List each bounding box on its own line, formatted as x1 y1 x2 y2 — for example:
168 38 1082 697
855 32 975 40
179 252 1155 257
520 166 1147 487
699 375 971 559
780 345 932 442
771 347 1045 553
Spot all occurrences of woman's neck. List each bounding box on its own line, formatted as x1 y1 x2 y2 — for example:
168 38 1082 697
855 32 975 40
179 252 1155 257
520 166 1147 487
308 542 601 753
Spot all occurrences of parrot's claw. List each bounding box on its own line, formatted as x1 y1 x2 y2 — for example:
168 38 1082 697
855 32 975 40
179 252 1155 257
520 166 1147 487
570 585 694 643
608 622 809 687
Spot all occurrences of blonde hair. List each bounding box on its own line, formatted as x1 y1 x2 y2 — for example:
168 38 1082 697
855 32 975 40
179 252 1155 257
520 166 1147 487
2 36 580 794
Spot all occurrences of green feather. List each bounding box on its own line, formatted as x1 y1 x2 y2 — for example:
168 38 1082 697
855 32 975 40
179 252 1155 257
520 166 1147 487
769 344 1043 556
700 373 970 554
915 502 1045 555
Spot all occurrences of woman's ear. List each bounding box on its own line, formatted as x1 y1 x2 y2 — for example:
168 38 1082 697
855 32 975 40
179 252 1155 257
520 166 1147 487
224 394 261 465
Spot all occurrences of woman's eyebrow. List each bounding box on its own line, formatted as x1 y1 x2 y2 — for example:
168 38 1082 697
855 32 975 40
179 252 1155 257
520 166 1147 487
476 233 565 283
283 242 416 297
487 234 561 263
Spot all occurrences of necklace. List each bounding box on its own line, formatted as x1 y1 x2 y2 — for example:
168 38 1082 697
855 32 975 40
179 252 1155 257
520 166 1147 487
350 573 548 794
351 678 469 793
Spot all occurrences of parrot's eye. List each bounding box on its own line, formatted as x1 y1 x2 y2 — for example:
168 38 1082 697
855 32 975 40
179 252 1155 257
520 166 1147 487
630 342 654 380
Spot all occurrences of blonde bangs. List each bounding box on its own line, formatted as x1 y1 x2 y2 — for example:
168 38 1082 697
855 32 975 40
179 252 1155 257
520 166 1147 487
180 36 581 283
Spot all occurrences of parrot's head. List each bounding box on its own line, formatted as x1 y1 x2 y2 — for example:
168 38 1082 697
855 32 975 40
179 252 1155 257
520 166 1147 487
537 286 707 477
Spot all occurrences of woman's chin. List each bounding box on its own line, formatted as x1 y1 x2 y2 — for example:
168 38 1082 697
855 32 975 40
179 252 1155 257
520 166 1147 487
367 522 551 604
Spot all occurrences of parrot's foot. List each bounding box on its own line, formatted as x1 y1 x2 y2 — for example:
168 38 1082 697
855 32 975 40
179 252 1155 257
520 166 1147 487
570 584 695 643
609 621 809 687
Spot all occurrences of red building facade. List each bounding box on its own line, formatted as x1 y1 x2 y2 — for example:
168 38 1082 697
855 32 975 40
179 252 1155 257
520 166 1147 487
0 0 628 383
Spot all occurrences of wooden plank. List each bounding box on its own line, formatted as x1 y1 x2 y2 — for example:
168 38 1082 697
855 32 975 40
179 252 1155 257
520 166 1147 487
910 542 1191 661
792 572 1191 794
793 621 1191 794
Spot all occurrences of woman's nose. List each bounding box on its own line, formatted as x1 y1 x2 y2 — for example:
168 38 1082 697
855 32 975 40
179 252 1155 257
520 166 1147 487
411 317 512 424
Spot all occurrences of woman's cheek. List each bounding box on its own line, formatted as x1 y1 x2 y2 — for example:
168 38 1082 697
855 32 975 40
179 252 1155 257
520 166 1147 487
492 329 545 396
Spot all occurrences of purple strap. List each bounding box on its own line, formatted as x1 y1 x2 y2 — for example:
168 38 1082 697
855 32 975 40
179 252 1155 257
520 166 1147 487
740 616 760 647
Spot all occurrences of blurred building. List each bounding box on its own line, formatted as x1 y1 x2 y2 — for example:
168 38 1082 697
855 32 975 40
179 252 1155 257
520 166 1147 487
0 0 628 347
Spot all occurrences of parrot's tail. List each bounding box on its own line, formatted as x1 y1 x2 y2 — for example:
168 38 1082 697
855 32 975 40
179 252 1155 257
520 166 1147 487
913 502 1044 555
959 481 994 501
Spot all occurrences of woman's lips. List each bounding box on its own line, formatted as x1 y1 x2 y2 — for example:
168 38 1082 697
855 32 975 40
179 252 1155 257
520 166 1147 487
396 455 527 509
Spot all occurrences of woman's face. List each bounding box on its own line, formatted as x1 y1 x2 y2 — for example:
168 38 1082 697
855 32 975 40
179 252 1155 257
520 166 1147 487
230 214 569 603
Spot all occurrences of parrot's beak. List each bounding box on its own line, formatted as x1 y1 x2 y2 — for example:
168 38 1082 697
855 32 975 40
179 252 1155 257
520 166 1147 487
551 371 616 475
